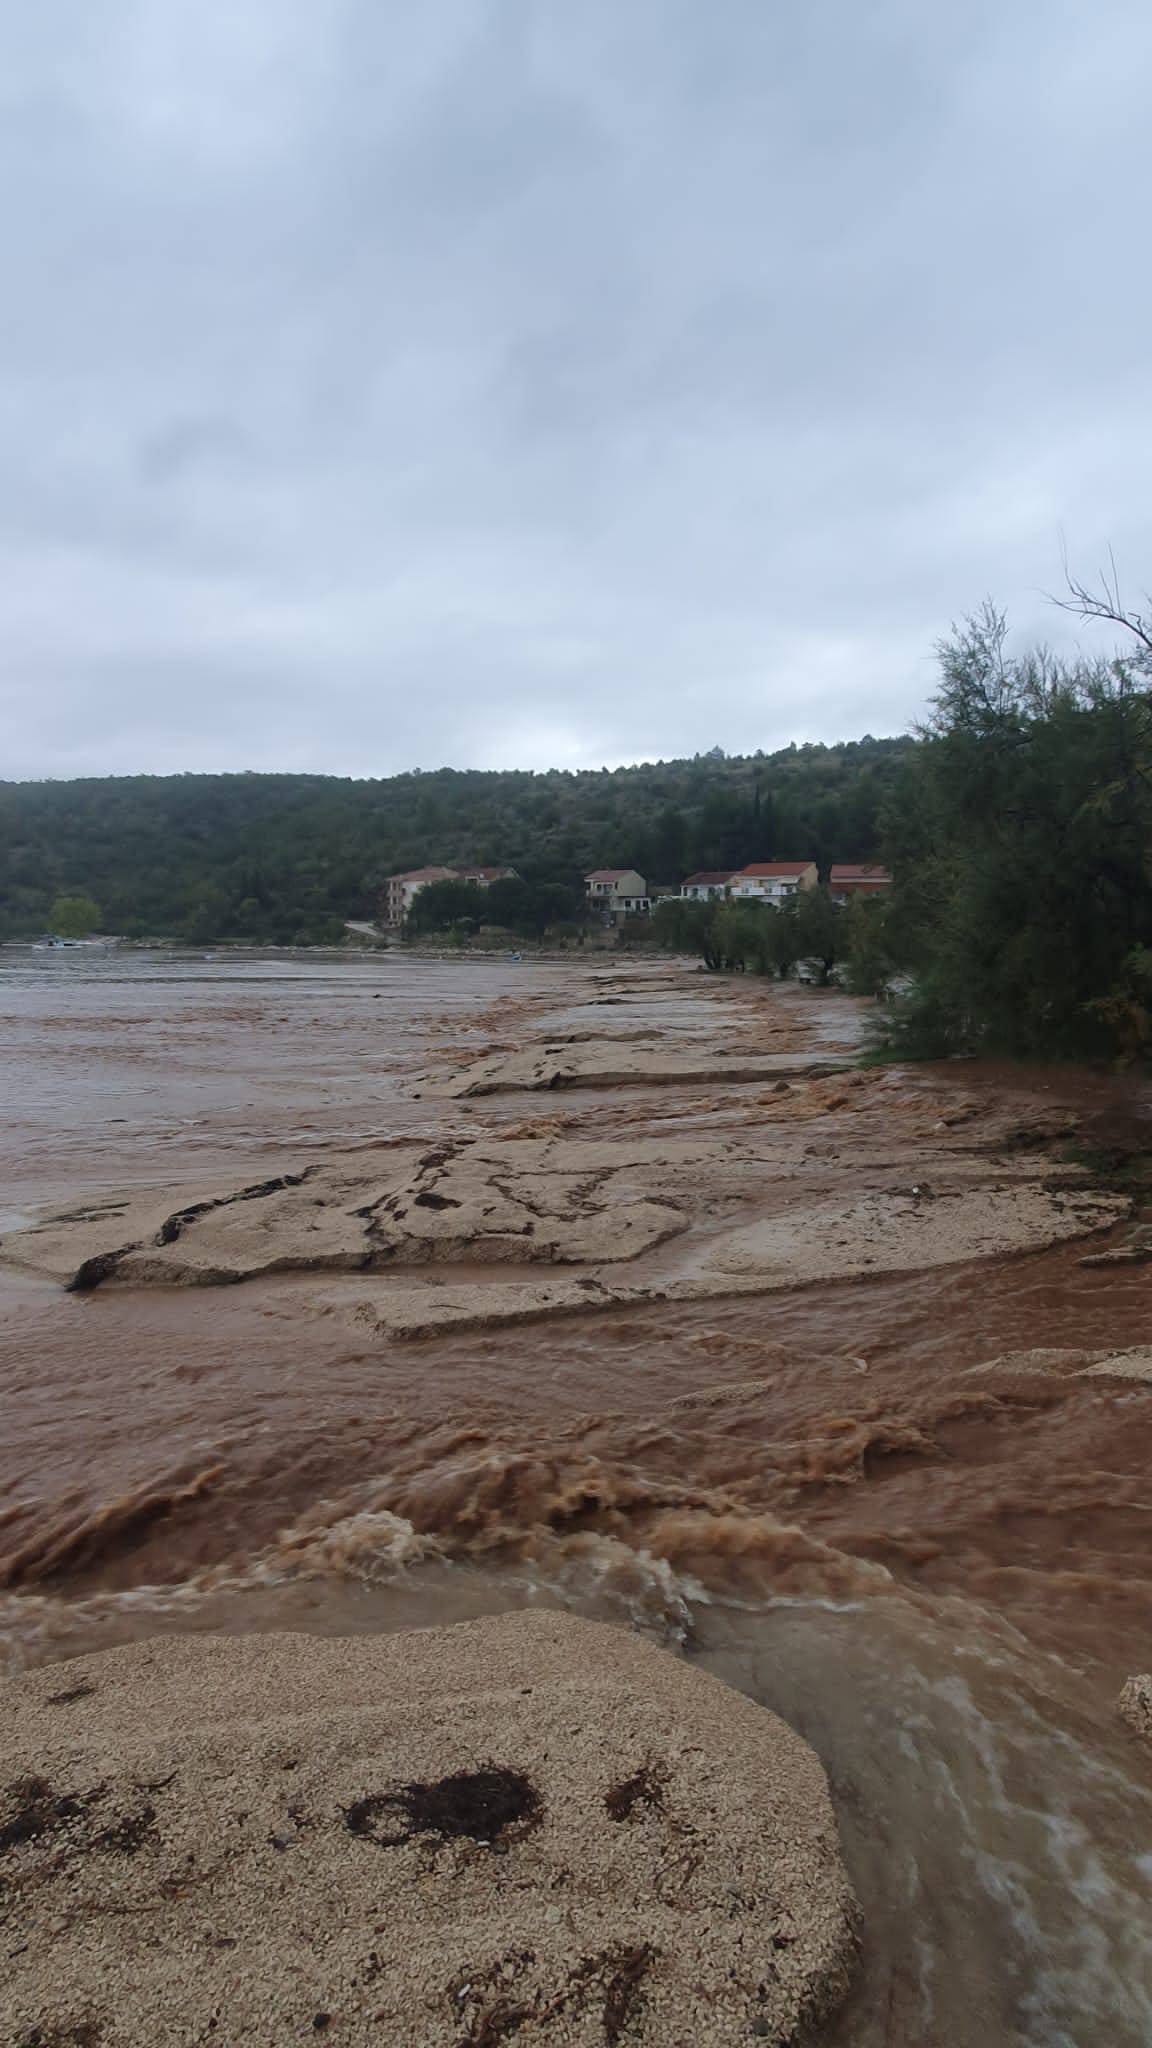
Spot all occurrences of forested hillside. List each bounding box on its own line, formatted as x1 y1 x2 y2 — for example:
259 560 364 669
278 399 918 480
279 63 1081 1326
0 736 911 941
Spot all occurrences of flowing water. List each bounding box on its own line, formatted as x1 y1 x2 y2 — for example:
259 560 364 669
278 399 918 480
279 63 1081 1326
2 945 1151 2044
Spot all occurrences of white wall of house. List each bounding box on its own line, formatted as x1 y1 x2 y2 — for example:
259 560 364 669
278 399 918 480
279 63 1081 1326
728 864 818 904
729 877 799 903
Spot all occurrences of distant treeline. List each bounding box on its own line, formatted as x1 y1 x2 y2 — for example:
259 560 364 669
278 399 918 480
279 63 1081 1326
0 736 910 944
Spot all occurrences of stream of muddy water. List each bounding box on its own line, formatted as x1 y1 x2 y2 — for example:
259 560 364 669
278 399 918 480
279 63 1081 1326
2 946 1151 2044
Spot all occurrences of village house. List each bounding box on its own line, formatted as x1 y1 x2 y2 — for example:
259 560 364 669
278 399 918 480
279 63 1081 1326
380 865 516 928
680 870 736 901
829 864 893 904
727 861 818 904
584 869 650 924
459 865 518 889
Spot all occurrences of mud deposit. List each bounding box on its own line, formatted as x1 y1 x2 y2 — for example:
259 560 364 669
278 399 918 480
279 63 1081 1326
2 945 1152 2044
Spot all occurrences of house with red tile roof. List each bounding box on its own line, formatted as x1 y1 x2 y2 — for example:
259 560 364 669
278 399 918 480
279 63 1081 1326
829 864 893 903
727 861 818 904
680 870 737 901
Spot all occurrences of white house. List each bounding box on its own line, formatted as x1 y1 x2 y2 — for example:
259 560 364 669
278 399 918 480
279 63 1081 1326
727 861 818 904
584 869 650 923
680 870 736 901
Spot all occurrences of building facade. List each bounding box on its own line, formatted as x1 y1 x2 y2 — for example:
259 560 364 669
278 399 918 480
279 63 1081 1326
829 864 893 904
584 869 650 923
380 865 516 927
679 871 737 901
727 861 819 904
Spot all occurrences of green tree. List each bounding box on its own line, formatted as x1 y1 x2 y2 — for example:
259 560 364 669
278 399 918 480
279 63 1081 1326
703 901 766 971
758 901 801 980
842 895 894 997
1085 946 1152 1066
235 895 266 938
404 879 488 934
650 898 701 952
182 884 233 943
483 875 581 936
793 886 842 984
49 894 101 937
883 602 1152 1057
482 876 535 932
656 896 800 977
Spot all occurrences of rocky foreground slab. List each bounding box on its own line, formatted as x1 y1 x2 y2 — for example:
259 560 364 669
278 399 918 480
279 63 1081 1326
0 1612 858 2047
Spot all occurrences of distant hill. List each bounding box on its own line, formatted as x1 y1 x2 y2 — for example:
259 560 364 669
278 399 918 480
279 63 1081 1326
0 737 915 942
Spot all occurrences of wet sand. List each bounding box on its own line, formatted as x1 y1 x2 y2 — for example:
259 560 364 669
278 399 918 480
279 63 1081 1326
2 945 1152 2044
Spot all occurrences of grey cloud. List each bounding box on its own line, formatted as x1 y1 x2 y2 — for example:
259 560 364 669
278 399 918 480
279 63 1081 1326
1 0 1150 779
137 415 251 486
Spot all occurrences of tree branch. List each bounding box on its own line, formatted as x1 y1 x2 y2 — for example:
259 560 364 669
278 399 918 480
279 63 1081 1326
1050 547 1152 657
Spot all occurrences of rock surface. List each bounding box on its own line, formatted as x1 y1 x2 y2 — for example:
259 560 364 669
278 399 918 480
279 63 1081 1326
423 1042 848 1097
966 1346 1152 1386
2 1140 700 1290
1 1119 1126 1340
326 1180 1125 1338
1118 1674 1152 1744
0 1612 858 2047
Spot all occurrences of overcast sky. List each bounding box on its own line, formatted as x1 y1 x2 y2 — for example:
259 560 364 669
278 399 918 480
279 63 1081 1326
3 1 1151 780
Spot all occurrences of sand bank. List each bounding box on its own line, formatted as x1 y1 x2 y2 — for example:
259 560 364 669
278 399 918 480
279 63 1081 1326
0 1611 857 2047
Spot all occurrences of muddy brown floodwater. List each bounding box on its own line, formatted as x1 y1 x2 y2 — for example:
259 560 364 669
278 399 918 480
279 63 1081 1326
2 944 1151 2045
